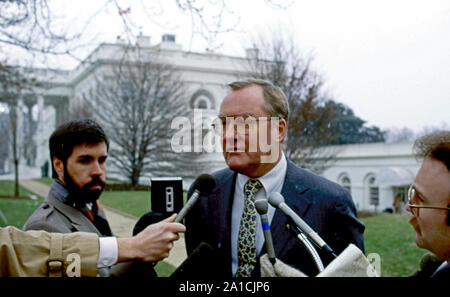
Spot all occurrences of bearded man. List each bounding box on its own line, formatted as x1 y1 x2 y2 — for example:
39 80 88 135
23 119 177 276
24 119 112 235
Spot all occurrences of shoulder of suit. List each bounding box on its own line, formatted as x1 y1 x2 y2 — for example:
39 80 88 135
211 168 234 186
26 201 55 220
287 160 349 200
23 200 70 232
187 168 234 194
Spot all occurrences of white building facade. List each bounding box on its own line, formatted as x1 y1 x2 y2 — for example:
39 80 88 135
2 34 257 177
320 142 420 213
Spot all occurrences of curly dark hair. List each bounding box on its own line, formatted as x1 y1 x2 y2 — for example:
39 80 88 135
413 131 450 170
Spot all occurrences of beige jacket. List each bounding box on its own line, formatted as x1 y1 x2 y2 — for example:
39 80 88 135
0 226 98 277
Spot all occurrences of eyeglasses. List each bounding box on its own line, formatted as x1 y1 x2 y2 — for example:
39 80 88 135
407 184 450 216
211 116 272 136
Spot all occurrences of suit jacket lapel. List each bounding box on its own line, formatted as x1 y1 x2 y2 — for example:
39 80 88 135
270 159 313 258
46 194 102 236
209 170 236 275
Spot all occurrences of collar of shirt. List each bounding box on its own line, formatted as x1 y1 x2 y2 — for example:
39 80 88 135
231 152 288 275
235 152 288 199
432 261 449 276
50 179 70 203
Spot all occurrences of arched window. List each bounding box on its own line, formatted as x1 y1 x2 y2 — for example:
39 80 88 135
190 89 215 110
338 174 351 193
196 97 209 110
367 176 379 207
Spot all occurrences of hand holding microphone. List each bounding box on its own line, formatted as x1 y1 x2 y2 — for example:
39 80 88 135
124 213 186 262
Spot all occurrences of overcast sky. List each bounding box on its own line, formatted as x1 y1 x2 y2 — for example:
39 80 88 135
38 0 450 133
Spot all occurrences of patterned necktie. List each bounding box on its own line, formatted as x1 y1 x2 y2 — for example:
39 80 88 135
236 178 263 277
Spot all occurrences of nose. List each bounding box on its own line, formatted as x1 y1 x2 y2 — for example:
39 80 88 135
405 201 414 215
91 161 104 176
223 122 237 139
405 202 411 212
223 123 237 149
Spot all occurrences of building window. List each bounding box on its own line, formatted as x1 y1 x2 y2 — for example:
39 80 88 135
190 89 215 110
196 98 208 110
339 175 351 193
368 176 379 206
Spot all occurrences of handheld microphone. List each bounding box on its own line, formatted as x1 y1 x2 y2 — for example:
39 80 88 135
268 192 336 257
255 199 276 265
174 174 216 223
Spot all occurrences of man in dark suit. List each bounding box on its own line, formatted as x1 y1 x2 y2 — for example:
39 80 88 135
406 131 450 278
23 119 185 276
184 78 365 277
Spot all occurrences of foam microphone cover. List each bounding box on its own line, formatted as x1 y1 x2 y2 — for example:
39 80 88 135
416 253 445 277
192 174 216 195
170 242 226 278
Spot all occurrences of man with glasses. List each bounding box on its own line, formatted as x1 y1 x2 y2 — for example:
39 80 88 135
184 78 365 277
406 131 450 277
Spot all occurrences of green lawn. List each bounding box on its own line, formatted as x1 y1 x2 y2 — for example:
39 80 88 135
153 261 177 276
0 180 45 228
100 189 187 218
36 177 53 186
360 213 426 277
100 190 151 218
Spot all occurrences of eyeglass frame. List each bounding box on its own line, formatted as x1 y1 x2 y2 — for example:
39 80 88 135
210 115 278 136
407 184 450 215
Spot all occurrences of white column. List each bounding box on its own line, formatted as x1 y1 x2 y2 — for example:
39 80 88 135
34 95 46 168
7 96 24 169
16 96 25 165
24 100 34 166
379 186 393 212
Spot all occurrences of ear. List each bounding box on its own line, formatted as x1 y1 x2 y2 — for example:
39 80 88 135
277 118 287 143
52 157 64 182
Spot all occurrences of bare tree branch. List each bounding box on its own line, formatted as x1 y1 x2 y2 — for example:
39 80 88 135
82 45 205 185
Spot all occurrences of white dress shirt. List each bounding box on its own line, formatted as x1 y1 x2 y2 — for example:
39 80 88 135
231 153 287 276
98 237 118 268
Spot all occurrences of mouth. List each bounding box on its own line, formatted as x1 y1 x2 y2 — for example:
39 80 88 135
89 184 102 191
227 151 243 154
86 179 105 191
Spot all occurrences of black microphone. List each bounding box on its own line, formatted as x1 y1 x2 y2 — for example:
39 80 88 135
255 199 276 265
170 242 225 278
174 174 216 223
268 192 336 257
